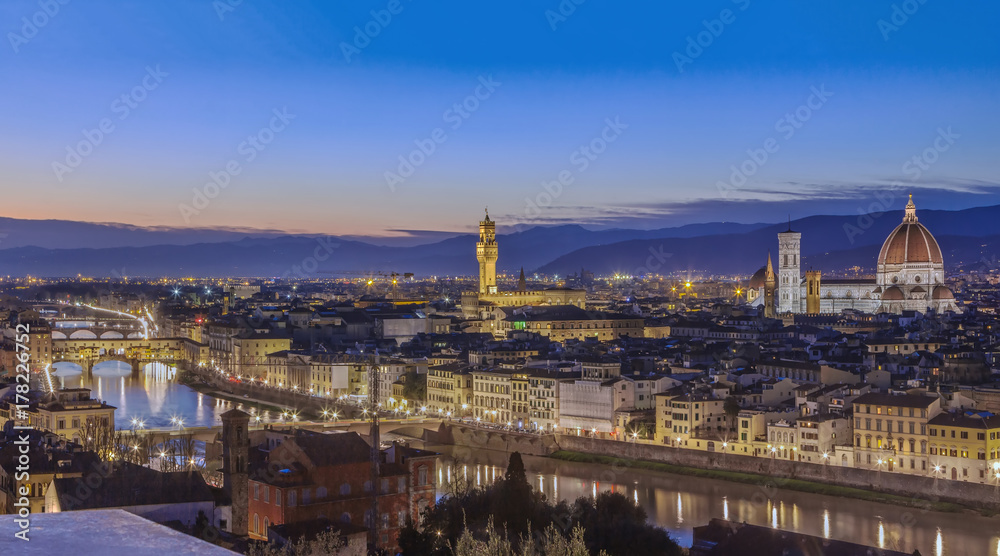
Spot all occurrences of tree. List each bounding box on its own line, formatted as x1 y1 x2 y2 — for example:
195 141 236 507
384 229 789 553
401 370 426 404
493 452 533 538
723 396 742 432
398 453 682 556
79 419 150 466
245 528 346 556
452 520 602 556
572 492 682 556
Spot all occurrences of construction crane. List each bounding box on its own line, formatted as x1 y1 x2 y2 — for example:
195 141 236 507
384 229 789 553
366 355 381 553
381 271 414 301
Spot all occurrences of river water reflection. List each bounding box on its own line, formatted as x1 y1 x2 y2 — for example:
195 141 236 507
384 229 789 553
49 361 233 429
427 444 1000 555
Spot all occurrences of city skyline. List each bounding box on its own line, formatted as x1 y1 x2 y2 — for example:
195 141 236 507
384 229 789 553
4 4 1000 555
2 1 999 239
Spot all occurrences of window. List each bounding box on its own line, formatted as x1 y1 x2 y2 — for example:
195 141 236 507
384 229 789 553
288 490 296 507
263 486 269 503
364 480 373 492
418 466 429 486
254 514 259 534
340 483 351 496
253 483 260 500
398 510 407 527
398 477 407 492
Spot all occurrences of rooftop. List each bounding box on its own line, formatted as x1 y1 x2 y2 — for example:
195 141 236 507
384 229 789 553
0 509 237 555
851 392 938 409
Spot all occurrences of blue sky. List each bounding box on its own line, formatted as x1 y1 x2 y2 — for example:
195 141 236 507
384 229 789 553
2 0 998 239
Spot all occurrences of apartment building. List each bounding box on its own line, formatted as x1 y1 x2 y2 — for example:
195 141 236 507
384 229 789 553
850 392 941 474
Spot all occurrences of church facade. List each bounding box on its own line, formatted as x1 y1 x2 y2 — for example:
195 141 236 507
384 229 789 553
461 210 586 317
748 196 959 315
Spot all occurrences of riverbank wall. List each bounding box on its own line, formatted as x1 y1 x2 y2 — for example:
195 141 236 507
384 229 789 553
439 424 560 456
435 424 1000 512
188 366 342 416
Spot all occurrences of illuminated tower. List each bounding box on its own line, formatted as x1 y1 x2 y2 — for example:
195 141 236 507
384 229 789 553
777 224 802 314
477 208 498 295
805 270 821 314
763 252 776 319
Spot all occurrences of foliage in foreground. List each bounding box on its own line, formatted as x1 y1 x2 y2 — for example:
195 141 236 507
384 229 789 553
245 528 347 556
453 520 603 556
398 452 682 556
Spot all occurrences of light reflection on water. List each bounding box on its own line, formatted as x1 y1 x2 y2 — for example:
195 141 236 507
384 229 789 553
49 361 234 429
430 445 1000 554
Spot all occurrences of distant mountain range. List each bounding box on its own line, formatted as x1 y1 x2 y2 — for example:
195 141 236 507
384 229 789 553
0 206 998 278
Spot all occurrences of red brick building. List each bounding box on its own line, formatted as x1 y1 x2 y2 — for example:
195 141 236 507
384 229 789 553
248 431 436 551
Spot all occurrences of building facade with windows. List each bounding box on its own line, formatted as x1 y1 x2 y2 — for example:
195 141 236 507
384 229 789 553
850 392 941 474
926 411 1000 483
248 431 436 552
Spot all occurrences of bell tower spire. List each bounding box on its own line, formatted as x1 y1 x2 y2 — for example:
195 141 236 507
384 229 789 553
477 209 498 295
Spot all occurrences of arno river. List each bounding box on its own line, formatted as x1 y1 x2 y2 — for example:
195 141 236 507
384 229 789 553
426 445 1000 555
49 363 1000 554
49 361 232 429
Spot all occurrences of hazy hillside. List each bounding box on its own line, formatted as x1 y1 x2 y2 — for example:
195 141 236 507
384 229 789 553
1 205 999 277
